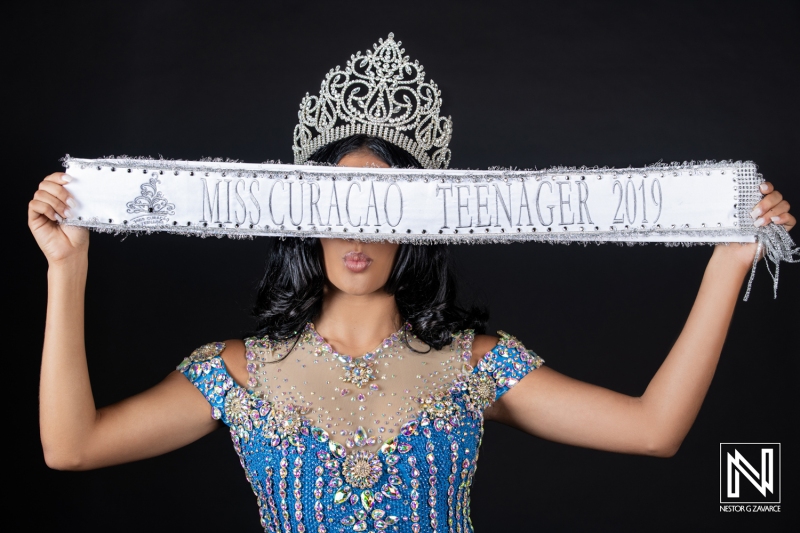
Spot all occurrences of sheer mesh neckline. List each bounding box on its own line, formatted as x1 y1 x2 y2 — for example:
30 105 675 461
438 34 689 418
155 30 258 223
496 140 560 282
305 322 413 363
245 326 474 452
182 329 547 533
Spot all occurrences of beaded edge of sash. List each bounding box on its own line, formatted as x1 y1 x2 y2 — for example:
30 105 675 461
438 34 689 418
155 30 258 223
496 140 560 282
59 156 798 299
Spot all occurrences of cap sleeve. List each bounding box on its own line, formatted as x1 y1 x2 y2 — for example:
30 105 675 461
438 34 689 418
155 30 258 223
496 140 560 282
475 331 544 402
176 342 236 424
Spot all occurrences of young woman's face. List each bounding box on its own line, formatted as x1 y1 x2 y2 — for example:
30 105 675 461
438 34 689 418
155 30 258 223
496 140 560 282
318 150 400 296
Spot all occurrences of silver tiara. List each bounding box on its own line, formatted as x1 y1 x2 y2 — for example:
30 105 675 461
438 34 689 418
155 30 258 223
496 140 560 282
292 33 453 169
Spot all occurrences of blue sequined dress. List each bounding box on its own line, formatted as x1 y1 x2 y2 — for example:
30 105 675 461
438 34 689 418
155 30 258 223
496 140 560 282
178 324 543 533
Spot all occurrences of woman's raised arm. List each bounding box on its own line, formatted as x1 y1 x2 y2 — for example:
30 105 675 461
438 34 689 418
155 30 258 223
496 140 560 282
482 181 794 457
31 173 222 470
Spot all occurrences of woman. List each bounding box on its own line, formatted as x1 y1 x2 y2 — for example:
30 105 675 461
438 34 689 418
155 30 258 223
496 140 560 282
30 37 795 532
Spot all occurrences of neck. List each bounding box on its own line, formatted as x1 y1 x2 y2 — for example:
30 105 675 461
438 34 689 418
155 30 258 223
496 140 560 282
314 284 402 356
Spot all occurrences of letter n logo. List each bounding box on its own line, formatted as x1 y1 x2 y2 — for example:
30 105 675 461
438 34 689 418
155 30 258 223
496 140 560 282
720 443 780 504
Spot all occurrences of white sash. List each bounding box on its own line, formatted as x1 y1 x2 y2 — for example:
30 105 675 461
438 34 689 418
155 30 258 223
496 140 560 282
61 156 798 298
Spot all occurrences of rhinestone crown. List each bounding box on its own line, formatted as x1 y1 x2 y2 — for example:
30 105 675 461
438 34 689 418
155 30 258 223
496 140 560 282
293 33 453 169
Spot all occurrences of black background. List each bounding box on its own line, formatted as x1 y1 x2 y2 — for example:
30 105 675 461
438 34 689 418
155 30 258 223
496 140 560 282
8 1 798 531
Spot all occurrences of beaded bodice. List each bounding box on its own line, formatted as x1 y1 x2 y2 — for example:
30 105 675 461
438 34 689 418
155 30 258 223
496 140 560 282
178 327 543 533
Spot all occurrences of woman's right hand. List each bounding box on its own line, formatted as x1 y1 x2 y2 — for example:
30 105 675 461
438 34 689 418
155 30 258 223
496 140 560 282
28 172 89 264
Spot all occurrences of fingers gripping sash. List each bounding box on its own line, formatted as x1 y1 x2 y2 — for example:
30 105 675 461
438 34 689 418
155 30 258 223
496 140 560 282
60 156 798 298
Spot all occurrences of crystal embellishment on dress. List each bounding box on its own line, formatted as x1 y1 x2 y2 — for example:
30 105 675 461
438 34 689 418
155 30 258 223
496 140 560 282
199 325 543 532
264 402 311 448
334 424 391 510
341 358 379 388
293 33 453 169
342 449 382 489
307 322 411 389
224 387 251 427
465 372 496 412
183 341 226 364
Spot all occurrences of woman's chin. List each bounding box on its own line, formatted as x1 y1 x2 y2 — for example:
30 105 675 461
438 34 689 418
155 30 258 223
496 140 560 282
329 279 386 297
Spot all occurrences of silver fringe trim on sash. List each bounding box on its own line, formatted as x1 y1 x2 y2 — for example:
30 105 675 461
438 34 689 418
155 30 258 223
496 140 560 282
60 156 798 300
744 223 800 301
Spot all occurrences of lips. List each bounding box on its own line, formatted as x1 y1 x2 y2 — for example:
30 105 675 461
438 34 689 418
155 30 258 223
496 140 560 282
343 251 372 273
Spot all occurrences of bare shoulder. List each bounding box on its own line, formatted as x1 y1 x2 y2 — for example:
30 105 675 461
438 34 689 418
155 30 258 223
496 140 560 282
220 339 248 387
469 334 499 367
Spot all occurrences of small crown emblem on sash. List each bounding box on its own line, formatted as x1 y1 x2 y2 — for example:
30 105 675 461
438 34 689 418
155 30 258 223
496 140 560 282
126 176 176 216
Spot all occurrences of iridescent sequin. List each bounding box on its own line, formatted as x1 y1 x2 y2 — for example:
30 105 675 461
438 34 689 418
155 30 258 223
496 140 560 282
342 450 383 489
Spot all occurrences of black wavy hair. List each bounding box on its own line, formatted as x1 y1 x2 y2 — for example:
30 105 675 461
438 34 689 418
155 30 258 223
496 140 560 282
252 135 487 350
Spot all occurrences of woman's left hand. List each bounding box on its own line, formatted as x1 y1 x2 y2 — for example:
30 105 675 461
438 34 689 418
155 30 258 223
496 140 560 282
490 185 794 457
714 181 795 269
